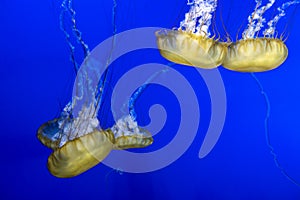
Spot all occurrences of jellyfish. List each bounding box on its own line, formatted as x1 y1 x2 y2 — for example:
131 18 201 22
156 0 228 69
37 83 153 178
222 37 288 72
155 0 300 188
37 0 153 178
156 0 298 72
37 99 116 178
223 0 300 187
111 67 169 149
222 0 299 72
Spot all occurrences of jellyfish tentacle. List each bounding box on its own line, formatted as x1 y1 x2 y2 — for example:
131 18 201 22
38 0 116 177
263 0 300 38
105 167 124 189
223 0 299 72
39 0 156 178
66 0 90 58
109 68 168 149
44 73 113 178
156 0 228 69
180 0 218 37
37 102 73 149
60 0 79 73
128 67 169 121
251 73 300 187
60 0 90 74
111 115 153 149
95 0 118 120
242 0 275 39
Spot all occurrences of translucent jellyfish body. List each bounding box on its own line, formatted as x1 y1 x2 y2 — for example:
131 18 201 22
37 103 111 177
222 0 298 72
37 55 154 177
37 0 154 178
38 112 153 177
37 118 62 150
156 0 227 69
37 77 153 178
47 128 115 178
223 38 288 72
111 115 153 149
156 30 227 69
156 0 298 72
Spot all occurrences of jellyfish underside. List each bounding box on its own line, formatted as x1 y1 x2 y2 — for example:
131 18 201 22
37 117 153 178
156 30 228 69
37 118 61 150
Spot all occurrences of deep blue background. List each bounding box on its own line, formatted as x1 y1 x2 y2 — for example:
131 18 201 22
1 0 300 199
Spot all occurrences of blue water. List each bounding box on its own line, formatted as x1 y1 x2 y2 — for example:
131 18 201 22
1 0 300 199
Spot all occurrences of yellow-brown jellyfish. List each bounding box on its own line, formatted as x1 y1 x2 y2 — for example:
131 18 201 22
37 0 155 178
156 0 298 72
37 102 114 178
156 0 227 69
156 30 227 69
47 128 115 178
222 0 298 72
37 77 153 178
222 38 288 72
37 56 154 178
37 105 153 178
110 115 153 150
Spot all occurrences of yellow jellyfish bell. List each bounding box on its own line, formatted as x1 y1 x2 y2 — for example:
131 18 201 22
156 30 228 69
38 0 157 178
156 0 228 69
37 113 153 178
221 0 294 72
47 128 115 178
37 110 115 178
37 51 154 178
114 131 153 149
110 115 153 150
222 38 288 72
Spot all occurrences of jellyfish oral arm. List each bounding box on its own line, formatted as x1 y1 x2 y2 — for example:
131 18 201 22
179 0 218 37
59 103 100 147
110 115 153 149
243 0 300 39
242 0 275 39
263 0 300 37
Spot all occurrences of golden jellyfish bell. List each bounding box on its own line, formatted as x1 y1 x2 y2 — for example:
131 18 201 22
156 29 228 69
110 115 153 150
36 102 116 178
113 128 153 149
42 120 154 178
222 38 288 72
47 129 115 178
38 114 153 178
